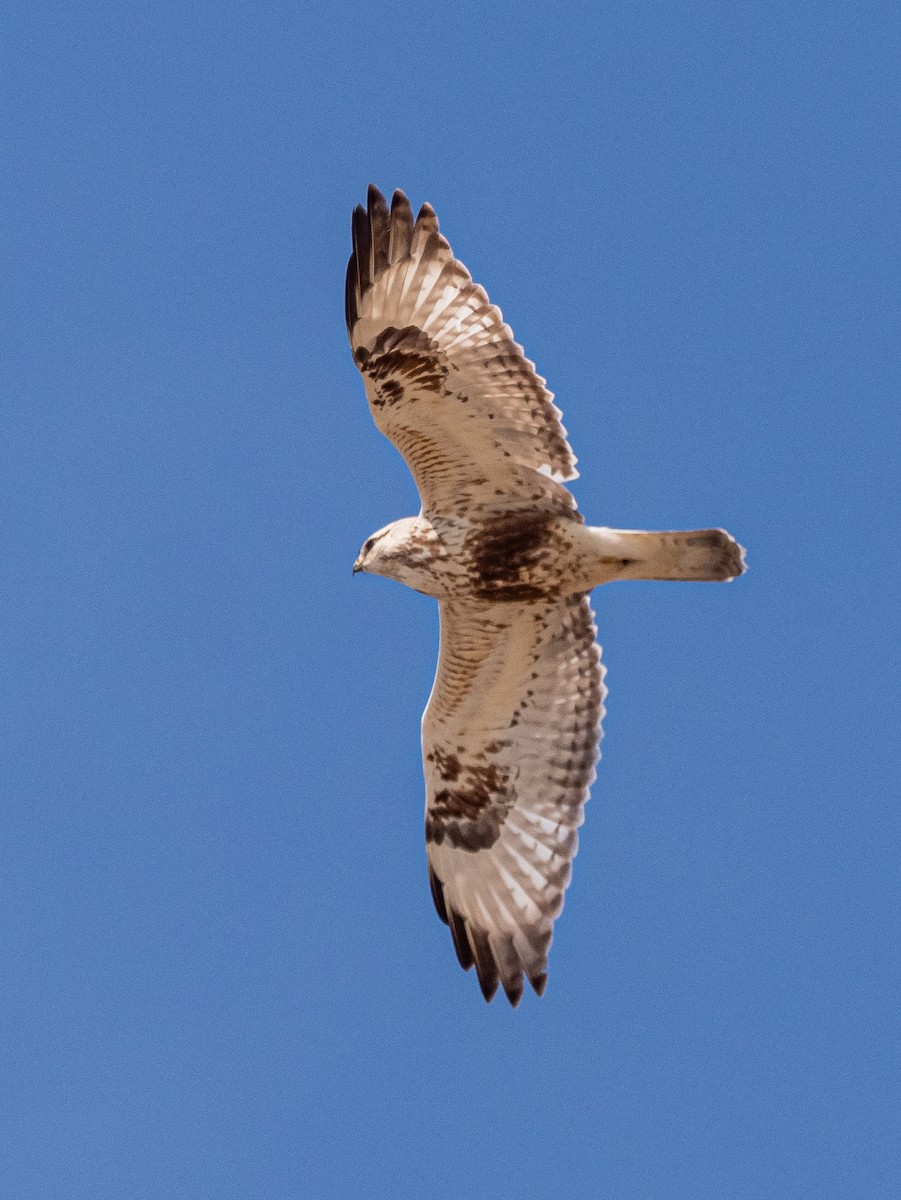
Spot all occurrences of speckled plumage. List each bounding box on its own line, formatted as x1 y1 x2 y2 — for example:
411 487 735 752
348 186 745 1005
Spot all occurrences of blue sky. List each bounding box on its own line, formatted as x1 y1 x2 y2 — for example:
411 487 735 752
3 1 899 1196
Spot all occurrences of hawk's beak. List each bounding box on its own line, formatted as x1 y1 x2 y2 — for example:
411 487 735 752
352 558 363 575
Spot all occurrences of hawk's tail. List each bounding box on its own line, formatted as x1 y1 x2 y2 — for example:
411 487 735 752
591 527 747 583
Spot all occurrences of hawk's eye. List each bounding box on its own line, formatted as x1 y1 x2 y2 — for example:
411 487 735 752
363 537 375 555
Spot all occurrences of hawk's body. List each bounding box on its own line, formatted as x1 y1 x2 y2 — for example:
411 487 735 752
348 187 745 1005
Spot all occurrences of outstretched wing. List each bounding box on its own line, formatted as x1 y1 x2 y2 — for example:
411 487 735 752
346 185 579 517
423 593 606 1004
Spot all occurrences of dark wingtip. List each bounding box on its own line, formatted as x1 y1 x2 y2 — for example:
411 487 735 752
448 909 474 971
529 971 548 997
469 926 500 1003
367 186 389 274
503 977 525 1007
367 182 387 210
428 862 542 1008
414 202 439 239
344 254 356 332
351 204 372 301
388 189 415 262
428 864 449 925
478 973 500 1004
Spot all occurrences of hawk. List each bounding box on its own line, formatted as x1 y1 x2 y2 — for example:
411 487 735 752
347 186 745 1005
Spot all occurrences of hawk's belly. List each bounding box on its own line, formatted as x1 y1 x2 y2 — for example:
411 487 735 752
418 510 588 603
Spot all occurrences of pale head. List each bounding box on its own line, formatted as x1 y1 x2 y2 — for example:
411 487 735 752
352 516 443 593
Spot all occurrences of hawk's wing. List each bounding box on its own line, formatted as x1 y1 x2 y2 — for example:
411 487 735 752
423 593 606 1004
346 186 579 517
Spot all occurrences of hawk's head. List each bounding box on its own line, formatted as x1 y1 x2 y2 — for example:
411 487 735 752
353 516 444 594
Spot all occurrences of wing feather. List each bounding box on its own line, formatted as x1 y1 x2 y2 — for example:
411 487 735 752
388 189 414 263
367 183 390 275
422 594 606 1004
347 186 580 516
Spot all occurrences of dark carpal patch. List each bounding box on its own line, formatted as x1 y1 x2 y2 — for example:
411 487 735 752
468 510 557 600
428 746 462 782
355 325 447 407
425 756 513 851
377 378 404 405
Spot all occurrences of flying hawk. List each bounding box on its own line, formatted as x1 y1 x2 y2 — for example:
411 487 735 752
347 186 745 1005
